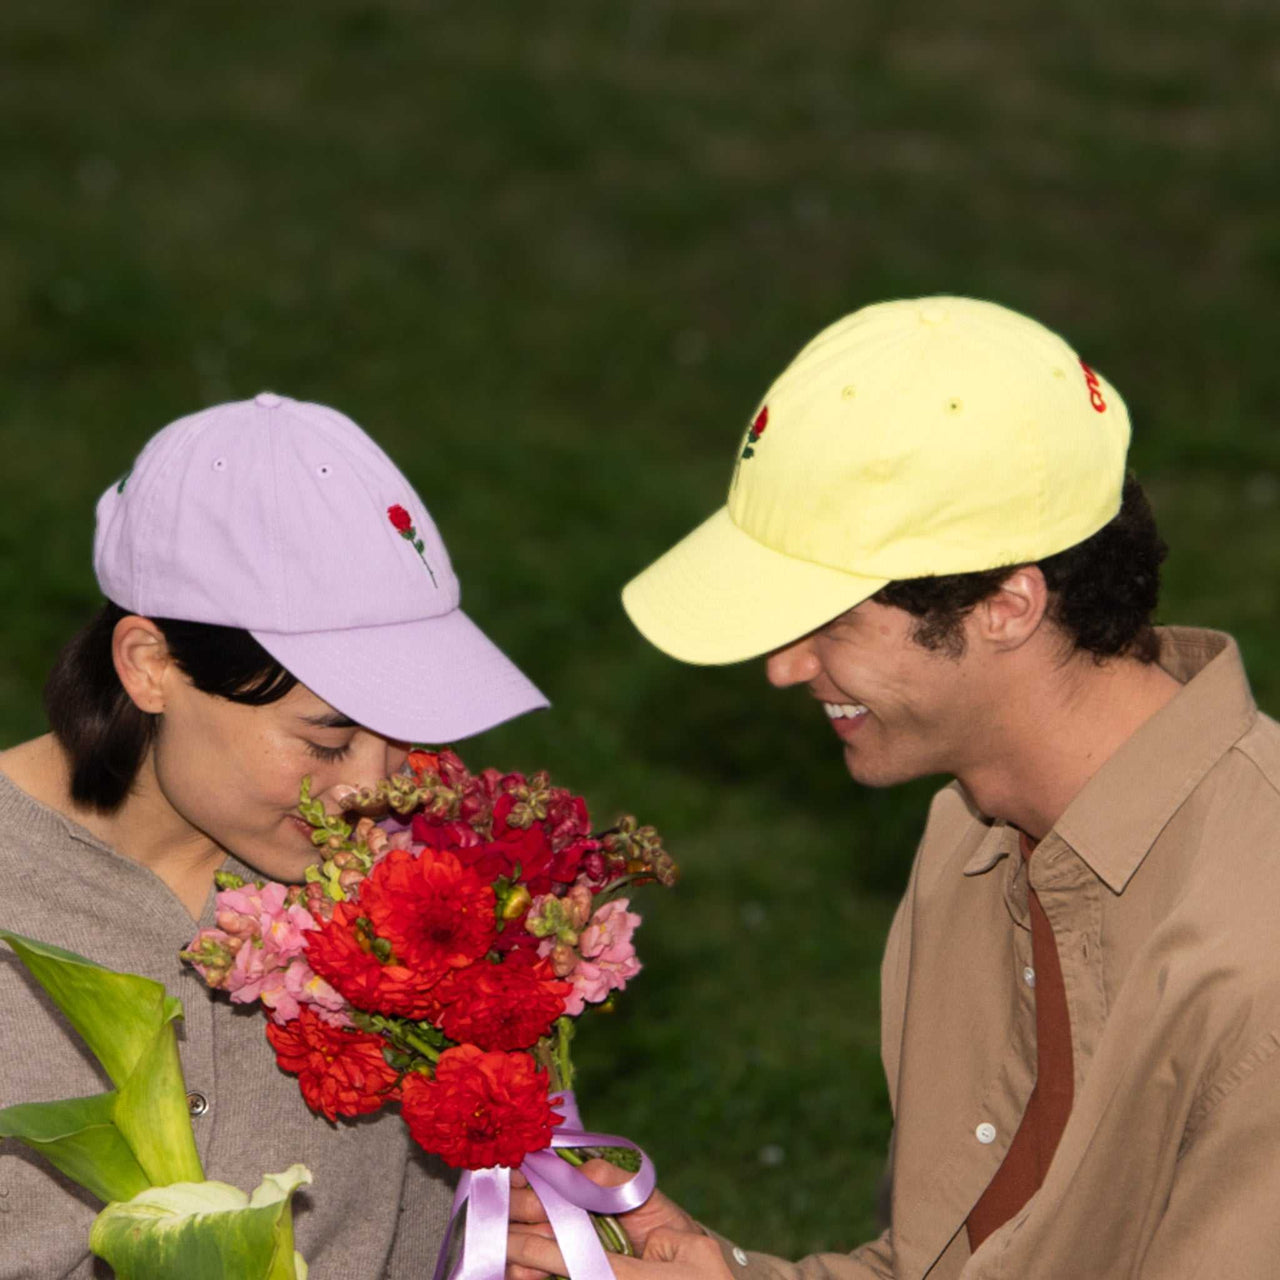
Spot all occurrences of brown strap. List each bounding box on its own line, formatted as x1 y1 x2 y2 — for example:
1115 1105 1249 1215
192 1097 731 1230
967 836 1074 1252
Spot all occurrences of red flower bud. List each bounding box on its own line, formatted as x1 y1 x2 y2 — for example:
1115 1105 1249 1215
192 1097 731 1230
387 504 414 534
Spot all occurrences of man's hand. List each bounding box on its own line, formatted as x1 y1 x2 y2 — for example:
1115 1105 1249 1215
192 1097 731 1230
508 1159 709 1280
509 1218 733 1280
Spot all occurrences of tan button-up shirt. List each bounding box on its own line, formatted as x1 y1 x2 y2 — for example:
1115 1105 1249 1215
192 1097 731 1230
721 628 1280 1278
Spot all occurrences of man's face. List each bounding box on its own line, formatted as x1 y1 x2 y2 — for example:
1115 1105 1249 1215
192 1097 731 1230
766 598 991 787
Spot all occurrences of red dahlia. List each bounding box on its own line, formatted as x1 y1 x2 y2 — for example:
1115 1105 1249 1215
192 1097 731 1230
305 901 441 1019
358 848 496 981
400 1045 560 1169
432 959 570 1051
266 1005 400 1122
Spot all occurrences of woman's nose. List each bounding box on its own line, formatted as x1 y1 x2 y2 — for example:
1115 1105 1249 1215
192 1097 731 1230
382 736 411 778
315 733 407 808
766 637 821 688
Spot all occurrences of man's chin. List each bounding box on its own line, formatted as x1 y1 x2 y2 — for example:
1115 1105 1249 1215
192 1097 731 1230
842 745 929 790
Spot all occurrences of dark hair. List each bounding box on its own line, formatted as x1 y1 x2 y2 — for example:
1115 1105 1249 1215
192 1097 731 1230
44 601 299 814
872 476 1167 663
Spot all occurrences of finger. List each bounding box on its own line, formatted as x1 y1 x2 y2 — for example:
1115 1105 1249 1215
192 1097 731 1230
578 1157 636 1188
511 1160 632 1222
508 1220 556 1242
508 1259 558 1280
642 1228 734 1274
507 1229 570 1278
510 1185 551 1223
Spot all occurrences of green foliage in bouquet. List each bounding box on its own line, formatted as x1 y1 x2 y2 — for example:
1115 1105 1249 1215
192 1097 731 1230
0 929 310 1279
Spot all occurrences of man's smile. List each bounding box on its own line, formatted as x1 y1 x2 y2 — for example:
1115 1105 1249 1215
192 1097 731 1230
822 700 870 738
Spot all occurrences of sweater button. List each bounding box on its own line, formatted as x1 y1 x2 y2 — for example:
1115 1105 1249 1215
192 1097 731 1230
975 1122 997 1144
187 1091 210 1118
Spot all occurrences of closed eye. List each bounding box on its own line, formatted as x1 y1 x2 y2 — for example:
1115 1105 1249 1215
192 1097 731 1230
306 741 353 764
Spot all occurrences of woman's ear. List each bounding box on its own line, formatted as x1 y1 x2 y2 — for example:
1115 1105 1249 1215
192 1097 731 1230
974 566 1049 652
112 616 173 714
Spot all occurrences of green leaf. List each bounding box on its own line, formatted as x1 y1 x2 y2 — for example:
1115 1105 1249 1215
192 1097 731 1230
0 1092 151 1205
90 1165 312 1280
0 930 182 1088
114 1022 204 1186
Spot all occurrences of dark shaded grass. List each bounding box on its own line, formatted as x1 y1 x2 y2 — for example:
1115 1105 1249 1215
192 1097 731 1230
3 0 1279 1255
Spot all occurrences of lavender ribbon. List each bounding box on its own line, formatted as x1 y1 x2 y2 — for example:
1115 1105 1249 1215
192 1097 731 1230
432 1091 656 1280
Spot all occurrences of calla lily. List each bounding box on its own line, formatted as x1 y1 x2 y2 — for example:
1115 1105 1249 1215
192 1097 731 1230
0 929 310 1279
0 928 201 1191
90 1165 311 1280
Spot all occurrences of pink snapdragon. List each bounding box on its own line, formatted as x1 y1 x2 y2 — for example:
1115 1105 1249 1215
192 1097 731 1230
183 878 350 1026
541 897 642 1016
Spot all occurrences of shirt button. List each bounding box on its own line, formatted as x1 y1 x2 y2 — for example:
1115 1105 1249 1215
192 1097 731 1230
254 391 283 408
975 1122 997 1145
732 1248 749 1267
186 1091 210 1118
1023 966 1036 987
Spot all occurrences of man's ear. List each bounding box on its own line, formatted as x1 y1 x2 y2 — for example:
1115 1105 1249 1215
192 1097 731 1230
112 616 173 714
973 567 1049 652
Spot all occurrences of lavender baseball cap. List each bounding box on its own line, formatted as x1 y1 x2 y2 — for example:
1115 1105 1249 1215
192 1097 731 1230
93 392 549 742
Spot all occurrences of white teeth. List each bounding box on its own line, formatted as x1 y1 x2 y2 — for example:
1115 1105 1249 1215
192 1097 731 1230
823 702 868 719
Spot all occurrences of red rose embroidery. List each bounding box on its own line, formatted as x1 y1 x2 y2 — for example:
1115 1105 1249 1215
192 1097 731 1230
740 405 769 461
387 503 438 585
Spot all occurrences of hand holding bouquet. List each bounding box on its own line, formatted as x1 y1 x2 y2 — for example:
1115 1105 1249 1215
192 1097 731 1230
184 749 676 1277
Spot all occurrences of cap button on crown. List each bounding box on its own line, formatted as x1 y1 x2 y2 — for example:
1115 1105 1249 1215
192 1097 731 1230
254 391 283 409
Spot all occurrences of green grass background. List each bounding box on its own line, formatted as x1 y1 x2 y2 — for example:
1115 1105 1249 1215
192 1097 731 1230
3 0 1280 1257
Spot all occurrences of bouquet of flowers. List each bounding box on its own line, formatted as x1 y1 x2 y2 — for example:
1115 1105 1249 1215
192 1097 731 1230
183 749 675 1272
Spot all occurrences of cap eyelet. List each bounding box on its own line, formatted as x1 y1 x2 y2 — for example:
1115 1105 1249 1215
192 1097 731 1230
212 457 228 472
841 385 856 400
947 398 963 414
317 464 333 478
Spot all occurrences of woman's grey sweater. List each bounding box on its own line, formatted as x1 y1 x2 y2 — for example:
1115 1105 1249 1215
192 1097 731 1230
0 771 455 1278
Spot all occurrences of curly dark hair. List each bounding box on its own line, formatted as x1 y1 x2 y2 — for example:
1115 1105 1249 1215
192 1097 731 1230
873 476 1166 663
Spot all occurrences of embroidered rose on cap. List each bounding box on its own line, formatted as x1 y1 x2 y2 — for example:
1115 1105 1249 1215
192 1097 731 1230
740 406 769 461
388 504 438 585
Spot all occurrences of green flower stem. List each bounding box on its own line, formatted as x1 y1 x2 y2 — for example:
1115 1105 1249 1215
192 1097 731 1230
354 1013 443 1065
397 1027 441 1063
553 1148 636 1259
589 875 649 911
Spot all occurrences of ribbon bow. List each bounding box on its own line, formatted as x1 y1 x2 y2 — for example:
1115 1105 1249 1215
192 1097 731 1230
433 1092 656 1280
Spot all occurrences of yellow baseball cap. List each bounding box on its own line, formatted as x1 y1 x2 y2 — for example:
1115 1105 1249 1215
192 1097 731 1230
622 296 1131 664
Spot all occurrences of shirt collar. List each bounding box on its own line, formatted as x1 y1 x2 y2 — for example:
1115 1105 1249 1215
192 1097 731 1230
963 628 1257 891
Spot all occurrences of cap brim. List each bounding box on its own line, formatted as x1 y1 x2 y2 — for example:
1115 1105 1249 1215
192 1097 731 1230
251 610 549 743
621 507 888 665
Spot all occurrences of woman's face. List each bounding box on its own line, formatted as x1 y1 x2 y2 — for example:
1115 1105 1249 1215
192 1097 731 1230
149 672 409 883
